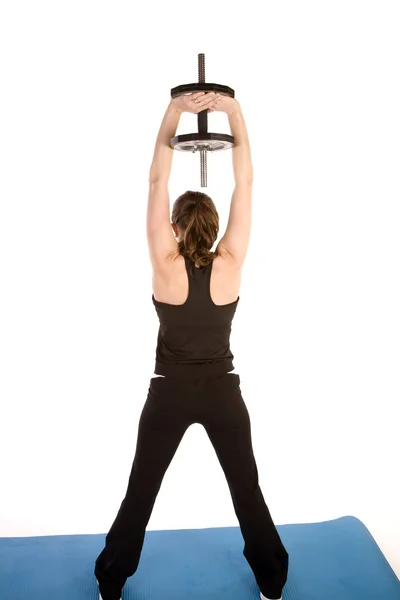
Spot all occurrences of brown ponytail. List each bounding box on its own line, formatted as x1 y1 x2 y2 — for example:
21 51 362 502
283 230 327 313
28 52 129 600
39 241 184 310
171 190 219 267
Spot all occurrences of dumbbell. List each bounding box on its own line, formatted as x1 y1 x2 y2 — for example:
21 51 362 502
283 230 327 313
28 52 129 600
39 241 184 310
170 53 235 187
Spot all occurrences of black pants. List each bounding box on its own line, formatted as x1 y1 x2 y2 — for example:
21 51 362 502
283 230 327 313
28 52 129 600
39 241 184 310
94 372 289 600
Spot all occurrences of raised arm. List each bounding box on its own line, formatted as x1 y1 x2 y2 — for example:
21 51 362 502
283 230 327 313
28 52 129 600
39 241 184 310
215 98 253 266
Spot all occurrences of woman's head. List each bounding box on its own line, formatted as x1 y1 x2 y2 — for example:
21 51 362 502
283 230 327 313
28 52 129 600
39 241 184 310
171 190 219 267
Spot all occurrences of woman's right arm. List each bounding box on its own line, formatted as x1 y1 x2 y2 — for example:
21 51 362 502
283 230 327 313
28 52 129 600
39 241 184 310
215 97 253 266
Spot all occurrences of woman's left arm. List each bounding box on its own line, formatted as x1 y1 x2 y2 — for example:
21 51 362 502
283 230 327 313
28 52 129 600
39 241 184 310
146 102 181 268
148 102 180 185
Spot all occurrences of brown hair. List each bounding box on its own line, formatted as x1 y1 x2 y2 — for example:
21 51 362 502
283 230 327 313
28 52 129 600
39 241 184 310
171 190 219 267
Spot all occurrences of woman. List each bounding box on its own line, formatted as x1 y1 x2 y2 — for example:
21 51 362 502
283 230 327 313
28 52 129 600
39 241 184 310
94 92 289 600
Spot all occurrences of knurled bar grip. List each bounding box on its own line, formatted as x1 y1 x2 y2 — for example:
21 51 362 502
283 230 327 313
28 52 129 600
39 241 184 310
200 147 207 187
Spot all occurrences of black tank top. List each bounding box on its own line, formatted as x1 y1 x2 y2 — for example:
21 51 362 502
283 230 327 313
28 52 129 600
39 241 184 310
152 255 240 376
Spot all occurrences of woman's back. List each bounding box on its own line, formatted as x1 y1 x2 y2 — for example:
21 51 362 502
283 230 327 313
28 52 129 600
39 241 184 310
152 254 240 377
152 252 242 307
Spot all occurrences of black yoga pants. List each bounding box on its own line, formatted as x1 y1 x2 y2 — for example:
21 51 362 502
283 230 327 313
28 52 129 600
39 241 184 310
94 371 289 600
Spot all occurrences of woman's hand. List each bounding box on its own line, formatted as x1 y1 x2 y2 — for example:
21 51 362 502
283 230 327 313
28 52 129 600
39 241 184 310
171 92 220 115
208 93 239 115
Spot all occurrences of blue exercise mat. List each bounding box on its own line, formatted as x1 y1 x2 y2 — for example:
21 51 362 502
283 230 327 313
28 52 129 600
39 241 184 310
0 516 399 600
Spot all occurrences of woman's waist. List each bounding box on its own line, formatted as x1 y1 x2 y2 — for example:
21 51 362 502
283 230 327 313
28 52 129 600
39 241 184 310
152 367 238 379
153 357 236 378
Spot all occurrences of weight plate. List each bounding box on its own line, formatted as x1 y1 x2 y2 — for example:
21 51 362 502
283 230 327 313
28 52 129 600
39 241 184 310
171 83 235 99
171 133 234 152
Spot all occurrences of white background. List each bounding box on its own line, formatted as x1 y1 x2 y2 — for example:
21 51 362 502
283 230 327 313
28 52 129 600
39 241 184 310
1 0 399 581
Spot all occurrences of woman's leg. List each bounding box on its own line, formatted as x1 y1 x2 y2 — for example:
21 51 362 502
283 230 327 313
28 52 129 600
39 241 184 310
95 377 190 600
200 373 289 600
